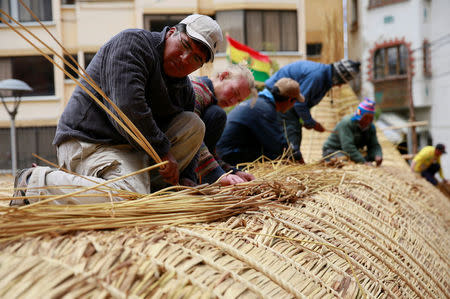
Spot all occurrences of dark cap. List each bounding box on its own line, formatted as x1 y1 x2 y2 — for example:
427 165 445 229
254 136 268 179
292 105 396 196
332 59 361 84
436 143 446 154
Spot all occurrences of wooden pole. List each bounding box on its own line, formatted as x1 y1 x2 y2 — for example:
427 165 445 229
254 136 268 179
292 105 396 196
407 53 418 154
297 0 306 59
381 120 428 131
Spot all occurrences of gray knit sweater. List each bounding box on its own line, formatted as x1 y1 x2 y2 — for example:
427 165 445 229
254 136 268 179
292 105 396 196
54 27 195 161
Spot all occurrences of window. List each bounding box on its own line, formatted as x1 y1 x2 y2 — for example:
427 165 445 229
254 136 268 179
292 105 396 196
1 0 53 23
0 126 57 170
143 14 188 32
84 52 96 69
370 41 412 109
306 43 322 57
0 0 10 22
373 44 408 80
64 54 78 80
0 56 55 96
216 10 297 52
368 0 408 9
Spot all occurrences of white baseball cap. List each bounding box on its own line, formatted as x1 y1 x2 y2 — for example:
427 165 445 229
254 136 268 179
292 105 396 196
180 14 223 63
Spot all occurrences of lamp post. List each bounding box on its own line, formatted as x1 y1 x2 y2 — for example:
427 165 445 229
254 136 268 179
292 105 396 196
0 79 33 176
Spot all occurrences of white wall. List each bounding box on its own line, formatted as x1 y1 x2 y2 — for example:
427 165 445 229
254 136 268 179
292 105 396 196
77 1 136 48
359 0 428 107
357 0 450 178
429 0 450 178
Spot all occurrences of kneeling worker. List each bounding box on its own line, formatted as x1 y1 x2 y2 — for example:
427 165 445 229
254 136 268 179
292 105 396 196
11 14 222 205
322 98 383 166
411 143 447 185
192 64 257 185
216 78 304 165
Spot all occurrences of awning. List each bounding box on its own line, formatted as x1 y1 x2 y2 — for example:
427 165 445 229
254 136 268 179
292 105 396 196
376 112 428 144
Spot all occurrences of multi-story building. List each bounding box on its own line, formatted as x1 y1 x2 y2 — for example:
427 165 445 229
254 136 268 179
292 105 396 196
347 0 450 175
0 0 343 172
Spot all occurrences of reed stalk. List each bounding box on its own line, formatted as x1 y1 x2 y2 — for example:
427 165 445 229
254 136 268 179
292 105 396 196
0 9 161 163
0 159 348 242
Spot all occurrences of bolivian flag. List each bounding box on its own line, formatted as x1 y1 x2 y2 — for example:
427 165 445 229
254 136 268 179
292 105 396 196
226 35 272 83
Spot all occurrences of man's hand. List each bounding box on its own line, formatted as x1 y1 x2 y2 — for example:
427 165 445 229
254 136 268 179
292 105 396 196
159 152 179 185
180 177 197 187
219 174 245 186
375 156 383 166
235 171 255 182
313 122 326 132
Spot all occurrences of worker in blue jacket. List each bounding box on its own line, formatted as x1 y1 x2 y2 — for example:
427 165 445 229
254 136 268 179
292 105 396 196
265 59 360 163
217 78 304 165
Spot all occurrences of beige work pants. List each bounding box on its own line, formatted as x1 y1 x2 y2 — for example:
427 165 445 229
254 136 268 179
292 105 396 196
21 112 204 205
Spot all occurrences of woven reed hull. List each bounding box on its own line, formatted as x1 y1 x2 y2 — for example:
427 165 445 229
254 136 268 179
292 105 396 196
0 86 448 298
0 163 448 298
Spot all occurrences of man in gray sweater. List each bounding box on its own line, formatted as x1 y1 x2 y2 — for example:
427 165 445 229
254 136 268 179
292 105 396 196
11 14 223 205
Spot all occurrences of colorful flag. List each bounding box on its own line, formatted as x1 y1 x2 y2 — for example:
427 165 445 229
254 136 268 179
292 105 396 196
226 35 272 83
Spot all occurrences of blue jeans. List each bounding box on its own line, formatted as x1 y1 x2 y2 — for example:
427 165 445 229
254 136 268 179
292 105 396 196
279 109 303 159
421 163 440 186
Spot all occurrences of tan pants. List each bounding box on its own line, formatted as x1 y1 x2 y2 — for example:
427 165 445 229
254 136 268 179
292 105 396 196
23 112 204 205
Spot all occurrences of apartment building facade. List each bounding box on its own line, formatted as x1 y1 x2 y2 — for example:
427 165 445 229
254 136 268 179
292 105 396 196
0 0 343 171
347 0 450 174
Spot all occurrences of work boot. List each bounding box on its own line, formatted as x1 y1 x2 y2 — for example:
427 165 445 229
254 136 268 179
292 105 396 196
10 168 34 206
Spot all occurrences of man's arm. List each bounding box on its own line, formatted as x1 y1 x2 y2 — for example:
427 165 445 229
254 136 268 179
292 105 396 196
101 31 184 184
191 80 227 184
293 102 316 129
196 143 225 184
196 143 248 185
101 31 170 158
367 126 383 165
292 72 332 129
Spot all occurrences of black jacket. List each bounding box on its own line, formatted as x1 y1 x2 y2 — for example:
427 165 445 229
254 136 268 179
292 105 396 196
217 91 288 163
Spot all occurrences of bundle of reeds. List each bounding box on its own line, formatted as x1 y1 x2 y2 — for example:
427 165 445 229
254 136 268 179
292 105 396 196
1 157 356 243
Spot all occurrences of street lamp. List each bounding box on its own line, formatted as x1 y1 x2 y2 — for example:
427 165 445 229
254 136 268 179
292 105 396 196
0 79 33 176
